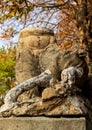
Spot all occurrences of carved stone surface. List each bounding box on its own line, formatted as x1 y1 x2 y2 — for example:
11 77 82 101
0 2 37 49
16 27 88 84
15 27 89 101
0 117 91 130
0 67 90 118
16 27 55 83
0 27 90 119
0 70 52 114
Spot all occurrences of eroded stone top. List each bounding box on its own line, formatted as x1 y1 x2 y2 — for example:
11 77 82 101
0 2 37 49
19 27 54 37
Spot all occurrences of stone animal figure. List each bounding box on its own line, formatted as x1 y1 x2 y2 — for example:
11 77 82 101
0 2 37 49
43 67 83 99
0 67 89 117
61 66 83 88
16 27 88 82
0 28 90 117
15 27 89 99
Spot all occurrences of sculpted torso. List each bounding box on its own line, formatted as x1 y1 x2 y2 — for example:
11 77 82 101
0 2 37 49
16 27 88 86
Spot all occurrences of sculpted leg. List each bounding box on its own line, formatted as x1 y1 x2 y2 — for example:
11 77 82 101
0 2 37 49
0 70 52 113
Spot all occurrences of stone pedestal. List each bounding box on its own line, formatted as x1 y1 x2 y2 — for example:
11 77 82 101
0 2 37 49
0 117 91 130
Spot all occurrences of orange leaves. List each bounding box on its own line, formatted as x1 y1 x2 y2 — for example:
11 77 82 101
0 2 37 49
0 46 16 95
0 0 29 22
0 27 17 40
0 33 11 39
0 46 16 61
0 0 89 53
61 42 72 50
0 53 14 60
55 1 80 51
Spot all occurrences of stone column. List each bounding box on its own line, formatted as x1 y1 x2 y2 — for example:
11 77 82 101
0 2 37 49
16 27 55 83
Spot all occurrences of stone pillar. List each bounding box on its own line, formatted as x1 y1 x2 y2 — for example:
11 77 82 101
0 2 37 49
16 27 55 83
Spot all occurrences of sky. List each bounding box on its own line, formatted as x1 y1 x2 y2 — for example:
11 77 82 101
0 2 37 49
0 7 60 48
0 19 23 48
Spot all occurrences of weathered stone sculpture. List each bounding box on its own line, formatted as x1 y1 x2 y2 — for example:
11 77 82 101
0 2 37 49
0 67 89 117
0 27 90 118
16 27 55 82
15 27 88 99
16 27 89 83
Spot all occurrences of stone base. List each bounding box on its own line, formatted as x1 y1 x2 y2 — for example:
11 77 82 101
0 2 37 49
0 117 92 130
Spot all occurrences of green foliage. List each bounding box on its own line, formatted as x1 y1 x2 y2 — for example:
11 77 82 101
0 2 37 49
0 45 16 98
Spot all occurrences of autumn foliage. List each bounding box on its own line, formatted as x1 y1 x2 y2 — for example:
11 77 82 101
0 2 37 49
0 45 16 103
0 1 92 52
0 1 92 92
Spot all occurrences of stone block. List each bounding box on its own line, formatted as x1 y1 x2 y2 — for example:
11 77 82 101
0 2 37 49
0 117 91 130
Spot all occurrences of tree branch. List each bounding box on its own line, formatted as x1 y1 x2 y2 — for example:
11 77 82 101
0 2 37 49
32 1 69 9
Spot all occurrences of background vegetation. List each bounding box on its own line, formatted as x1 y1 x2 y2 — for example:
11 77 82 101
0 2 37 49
0 46 16 106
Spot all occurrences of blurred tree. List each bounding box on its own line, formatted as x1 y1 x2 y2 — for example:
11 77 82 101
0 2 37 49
0 0 92 70
0 45 16 101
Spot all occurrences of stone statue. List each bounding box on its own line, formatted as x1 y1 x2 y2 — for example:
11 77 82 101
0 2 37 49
0 27 90 118
15 27 88 99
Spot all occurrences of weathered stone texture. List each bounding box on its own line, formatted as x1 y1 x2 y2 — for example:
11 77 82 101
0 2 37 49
0 67 90 117
0 27 90 117
0 27 92 130
0 117 90 130
16 27 55 83
16 27 88 85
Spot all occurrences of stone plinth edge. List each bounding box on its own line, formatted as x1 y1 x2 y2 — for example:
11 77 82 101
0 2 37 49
0 117 92 130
